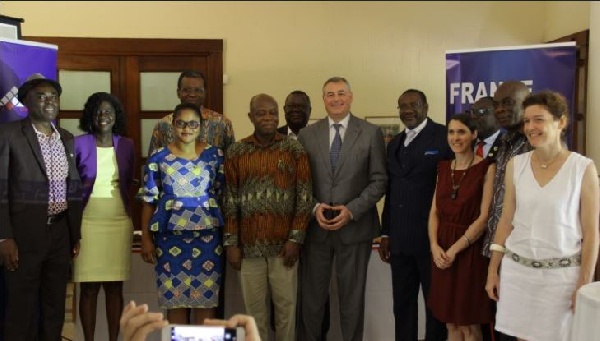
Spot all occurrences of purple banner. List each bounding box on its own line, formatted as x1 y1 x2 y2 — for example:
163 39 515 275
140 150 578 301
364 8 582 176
446 42 576 145
0 38 58 123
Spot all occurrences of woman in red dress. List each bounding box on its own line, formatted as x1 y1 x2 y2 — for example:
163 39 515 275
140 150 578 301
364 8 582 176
427 113 495 341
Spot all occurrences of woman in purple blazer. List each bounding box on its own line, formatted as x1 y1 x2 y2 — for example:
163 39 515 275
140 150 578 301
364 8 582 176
73 92 135 341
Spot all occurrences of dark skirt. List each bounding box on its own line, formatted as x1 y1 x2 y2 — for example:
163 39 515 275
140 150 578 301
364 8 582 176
427 221 493 325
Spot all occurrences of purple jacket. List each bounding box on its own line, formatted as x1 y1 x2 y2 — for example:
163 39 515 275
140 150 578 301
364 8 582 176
74 134 135 215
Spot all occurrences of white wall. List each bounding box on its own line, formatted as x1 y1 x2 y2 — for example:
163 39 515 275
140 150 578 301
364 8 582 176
3 1 593 339
2 1 568 139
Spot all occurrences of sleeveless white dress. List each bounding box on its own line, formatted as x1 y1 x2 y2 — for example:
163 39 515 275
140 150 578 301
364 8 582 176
496 151 592 341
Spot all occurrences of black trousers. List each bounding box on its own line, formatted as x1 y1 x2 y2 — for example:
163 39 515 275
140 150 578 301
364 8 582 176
4 216 71 341
390 253 446 341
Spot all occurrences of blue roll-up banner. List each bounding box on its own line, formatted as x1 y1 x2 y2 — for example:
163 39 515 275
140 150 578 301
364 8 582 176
446 42 577 146
0 38 58 123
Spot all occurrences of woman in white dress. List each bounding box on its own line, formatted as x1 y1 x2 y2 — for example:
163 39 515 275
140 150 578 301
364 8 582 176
485 91 599 341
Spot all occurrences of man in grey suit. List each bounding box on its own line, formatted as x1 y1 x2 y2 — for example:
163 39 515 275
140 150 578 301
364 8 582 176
0 74 83 340
297 77 387 341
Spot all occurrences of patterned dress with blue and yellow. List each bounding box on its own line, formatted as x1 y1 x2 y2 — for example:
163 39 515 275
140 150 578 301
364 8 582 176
139 146 225 309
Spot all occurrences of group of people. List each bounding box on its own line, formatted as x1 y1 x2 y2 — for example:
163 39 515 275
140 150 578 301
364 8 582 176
378 81 598 341
0 70 597 341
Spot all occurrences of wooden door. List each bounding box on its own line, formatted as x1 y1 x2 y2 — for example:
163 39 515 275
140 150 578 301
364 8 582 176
23 37 224 230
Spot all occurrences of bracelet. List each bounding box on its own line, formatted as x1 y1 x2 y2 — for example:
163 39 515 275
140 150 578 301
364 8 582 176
490 243 506 253
462 235 472 246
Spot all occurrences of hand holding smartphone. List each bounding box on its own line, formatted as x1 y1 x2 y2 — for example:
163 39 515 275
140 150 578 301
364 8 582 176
323 202 342 221
323 208 340 221
161 324 244 341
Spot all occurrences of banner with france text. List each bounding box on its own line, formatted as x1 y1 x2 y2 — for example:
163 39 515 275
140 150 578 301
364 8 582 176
446 42 576 146
0 38 58 123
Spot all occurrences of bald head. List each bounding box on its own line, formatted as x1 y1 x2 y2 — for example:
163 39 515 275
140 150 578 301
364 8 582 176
248 93 279 139
493 81 530 131
250 93 277 112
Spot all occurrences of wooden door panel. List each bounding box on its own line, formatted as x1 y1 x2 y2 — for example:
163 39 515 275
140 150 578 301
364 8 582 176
23 36 224 231
55 55 121 120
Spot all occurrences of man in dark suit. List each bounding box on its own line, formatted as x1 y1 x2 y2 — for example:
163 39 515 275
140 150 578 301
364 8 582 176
277 90 311 139
0 74 83 340
378 89 452 341
468 95 501 341
468 96 501 160
298 77 387 341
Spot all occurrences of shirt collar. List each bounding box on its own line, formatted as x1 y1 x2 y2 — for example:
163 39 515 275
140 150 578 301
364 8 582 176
242 132 285 148
328 113 351 129
287 127 297 138
483 129 501 145
404 117 428 135
32 122 60 140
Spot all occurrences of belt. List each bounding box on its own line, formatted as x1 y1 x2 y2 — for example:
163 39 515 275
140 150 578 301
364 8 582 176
47 210 67 225
504 248 581 269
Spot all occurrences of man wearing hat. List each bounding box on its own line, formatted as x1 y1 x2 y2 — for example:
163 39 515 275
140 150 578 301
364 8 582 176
0 74 83 340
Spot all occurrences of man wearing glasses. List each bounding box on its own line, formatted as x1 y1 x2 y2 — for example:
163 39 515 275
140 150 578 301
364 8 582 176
379 89 452 341
468 96 501 159
147 70 235 156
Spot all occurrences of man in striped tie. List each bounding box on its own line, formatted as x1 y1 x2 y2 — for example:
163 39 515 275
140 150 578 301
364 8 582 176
297 77 387 341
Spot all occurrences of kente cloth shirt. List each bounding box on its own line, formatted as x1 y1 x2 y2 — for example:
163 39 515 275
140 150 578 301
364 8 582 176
482 130 531 257
223 133 313 258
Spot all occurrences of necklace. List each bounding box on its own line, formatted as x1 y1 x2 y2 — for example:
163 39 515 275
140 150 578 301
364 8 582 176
450 156 474 200
535 149 563 169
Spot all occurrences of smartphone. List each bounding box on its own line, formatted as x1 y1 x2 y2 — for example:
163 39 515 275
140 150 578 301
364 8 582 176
323 208 340 221
161 324 244 341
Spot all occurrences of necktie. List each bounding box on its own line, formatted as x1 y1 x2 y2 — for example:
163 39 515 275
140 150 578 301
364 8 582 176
330 124 342 171
476 141 485 157
404 129 416 147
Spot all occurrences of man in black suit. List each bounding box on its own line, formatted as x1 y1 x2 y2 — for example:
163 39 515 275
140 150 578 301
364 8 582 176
378 89 452 341
277 90 311 139
0 74 83 340
468 96 501 160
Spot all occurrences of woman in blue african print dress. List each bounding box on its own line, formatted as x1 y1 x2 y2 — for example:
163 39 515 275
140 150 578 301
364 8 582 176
139 103 225 325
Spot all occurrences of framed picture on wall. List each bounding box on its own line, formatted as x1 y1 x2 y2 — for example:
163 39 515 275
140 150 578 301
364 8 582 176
365 115 403 147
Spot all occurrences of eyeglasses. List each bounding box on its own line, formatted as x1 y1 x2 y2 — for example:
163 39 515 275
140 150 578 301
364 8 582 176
34 93 59 102
397 102 423 112
179 87 205 96
173 119 200 130
467 108 492 116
